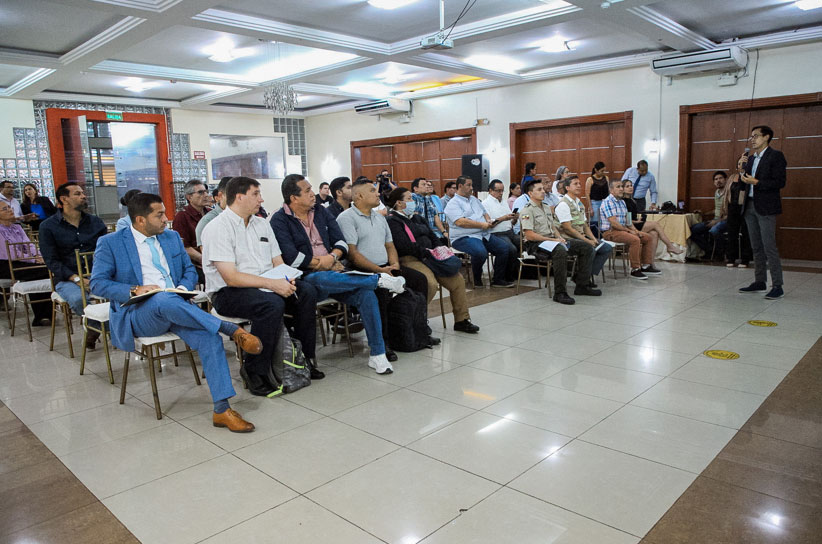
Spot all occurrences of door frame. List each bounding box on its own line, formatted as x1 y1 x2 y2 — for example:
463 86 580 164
45 108 175 218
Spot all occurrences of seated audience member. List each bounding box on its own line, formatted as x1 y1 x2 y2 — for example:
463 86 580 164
522 162 537 184
1 180 37 224
444 176 517 288
622 180 684 255
599 179 661 280
723 158 753 267
507 182 521 210
327 176 351 218
543 178 561 209
173 179 211 281
355 176 389 217
440 181 457 208
20 183 57 231
0 200 51 325
555 176 612 280
411 177 446 238
196 177 232 249
386 188 479 334
520 180 600 305
91 193 260 432
39 182 107 348
428 180 445 222
115 189 142 232
315 182 334 207
271 174 405 375
482 179 520 263
202 177 318 397
337 178 429 366
553 165 572 196
689 171 729 259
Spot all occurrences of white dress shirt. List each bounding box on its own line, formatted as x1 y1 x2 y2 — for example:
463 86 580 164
748 146 768 197
482 195 513 233
130 226 176 288
0 194 23 219
201 207 281 294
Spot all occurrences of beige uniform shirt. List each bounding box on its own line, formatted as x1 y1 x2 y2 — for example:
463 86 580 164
519 200 559 238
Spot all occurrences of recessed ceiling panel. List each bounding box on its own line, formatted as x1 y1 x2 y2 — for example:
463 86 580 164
221 0 554 42
306 61 479 92
216 90 345 109
0 0 124 55
49 72 239 101
0 64 39 88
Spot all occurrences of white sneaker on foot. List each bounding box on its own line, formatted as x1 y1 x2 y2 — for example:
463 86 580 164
378 273 405 294
368 353 394 374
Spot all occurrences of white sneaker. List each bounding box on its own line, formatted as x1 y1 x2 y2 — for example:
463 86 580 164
378 273 406 294
368 353 394 374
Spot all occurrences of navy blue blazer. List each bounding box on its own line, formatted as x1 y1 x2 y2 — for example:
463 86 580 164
270 204 348 272
90 227 197 352
745 146 787 216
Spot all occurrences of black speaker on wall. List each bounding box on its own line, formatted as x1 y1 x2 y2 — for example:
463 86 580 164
461 154 490 192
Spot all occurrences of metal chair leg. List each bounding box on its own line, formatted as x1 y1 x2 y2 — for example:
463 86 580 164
80 321 89 375
102 328 113 384
23 296 33 342
147 345 162 420
188 347 201 385
49 300 57 351
63 304 74 359
120 352 130 404
171 341 179 367
343 304 354 357
438 284 446 329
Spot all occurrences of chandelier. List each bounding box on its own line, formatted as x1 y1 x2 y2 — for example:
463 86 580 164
263 81 298 115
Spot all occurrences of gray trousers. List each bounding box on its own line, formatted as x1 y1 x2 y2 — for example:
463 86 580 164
744 205 783 287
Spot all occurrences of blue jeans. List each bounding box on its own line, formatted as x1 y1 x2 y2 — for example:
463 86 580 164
130 292 235 403
304 271 385 356
56 280 100 329
451 235 512 285
592 241 613 276
590 199 603 228
690 220 728 253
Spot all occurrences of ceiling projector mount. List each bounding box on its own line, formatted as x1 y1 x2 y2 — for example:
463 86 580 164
420 0 457 50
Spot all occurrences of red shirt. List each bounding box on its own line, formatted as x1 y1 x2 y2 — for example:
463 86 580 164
172 204 209 249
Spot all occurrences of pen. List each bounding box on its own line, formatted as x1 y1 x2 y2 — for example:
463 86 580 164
285 276 299 300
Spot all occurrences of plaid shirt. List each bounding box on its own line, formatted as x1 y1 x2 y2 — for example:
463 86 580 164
599 194 628 232
412 193 443 237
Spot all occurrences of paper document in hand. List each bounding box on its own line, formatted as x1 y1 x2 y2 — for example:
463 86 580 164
121 288 201 308
261 264 303 281
596 240 617 250
343 270 374 275
538 240 567 252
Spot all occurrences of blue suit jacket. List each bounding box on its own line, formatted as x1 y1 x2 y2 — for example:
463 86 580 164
90 227 198 352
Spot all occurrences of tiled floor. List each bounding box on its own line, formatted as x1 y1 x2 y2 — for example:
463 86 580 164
1 262 820 544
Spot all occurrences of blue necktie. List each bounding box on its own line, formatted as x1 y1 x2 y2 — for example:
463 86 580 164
145 237 172 288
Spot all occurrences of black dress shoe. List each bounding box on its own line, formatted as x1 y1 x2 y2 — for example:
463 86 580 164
428 336 441 346
553 292 576 305
573 286 602 296
386 349 398 362
306 358 325 380
453 319 480 333
240 366 277 396
31 317 51 327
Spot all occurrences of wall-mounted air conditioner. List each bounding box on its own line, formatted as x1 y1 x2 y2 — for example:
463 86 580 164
651 46 747 76
354 98 412 116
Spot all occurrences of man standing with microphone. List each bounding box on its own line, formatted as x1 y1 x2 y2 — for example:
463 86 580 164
738 125 787 300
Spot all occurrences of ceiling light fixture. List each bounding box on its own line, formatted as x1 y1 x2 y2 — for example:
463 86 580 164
203 36 255 63
537 36 574 53
262 42 298 115
796 0 822 10
463 55 523 74
378 65 410 84
600 0 624 8
119 77 161 93
368 0 419 9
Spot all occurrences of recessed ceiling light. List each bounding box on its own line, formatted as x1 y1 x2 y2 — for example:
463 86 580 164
203 36 256 63
367 0 419 9
536 36 574 53
463 55 523 74
796 0 822 10
119 77 161 93
377 65 411 84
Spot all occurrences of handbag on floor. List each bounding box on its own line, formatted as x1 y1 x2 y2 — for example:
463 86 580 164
269 326 311 394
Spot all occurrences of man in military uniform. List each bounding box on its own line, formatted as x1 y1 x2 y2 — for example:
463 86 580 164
520 179 601 305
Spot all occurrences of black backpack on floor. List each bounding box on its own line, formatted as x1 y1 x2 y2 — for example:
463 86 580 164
387 289 432 352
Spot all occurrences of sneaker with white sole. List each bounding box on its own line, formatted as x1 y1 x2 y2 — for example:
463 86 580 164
378 273 406 294
368 353 393 374
630 269 648 280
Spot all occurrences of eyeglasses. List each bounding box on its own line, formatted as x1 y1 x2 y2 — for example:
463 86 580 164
190 189 208 195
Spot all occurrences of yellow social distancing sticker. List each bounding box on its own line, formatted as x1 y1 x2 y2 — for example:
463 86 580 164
703 350 740 360
748 320 777 327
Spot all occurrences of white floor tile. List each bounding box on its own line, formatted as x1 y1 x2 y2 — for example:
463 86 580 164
509 440 695 537
557 320 648 342
428 335 509 364
134 380 252 421
103 455 296 544
5 377 123 425
623 329 721 356
584 343 692 376
703 339 808 371
651 315 743 337
342 352 461 387
579 404 737 473
307 449 499 544
468 347 578 382
484 383 622 437
519 335 615 361
422 487 639 544
234 418 399 493
284 370 399 415
541 362 663 403
671 357 788 396
408 366 531 409
631 377 766 429
409 412 571 484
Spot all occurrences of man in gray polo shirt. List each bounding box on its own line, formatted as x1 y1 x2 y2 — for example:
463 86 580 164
337 179 429 368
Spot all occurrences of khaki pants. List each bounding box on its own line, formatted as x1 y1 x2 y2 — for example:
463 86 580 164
603 229 656 270
399 255 470 322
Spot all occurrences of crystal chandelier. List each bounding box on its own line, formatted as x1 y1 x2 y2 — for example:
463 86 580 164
263 81 298 115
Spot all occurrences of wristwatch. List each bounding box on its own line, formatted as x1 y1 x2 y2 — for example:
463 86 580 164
72 276 81 284
130 286 138 297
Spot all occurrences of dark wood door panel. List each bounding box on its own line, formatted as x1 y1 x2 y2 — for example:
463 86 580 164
782 170 822 197
549 149 579 176
778 199 822 228
440 158 462 181
439 137 472 158
548 126 579 151
782 106 822 137
781 138 822 167
394 142 422 163
777 228 822 260
362 165 385 180
360 145 392 166
422 141 440 161
520 129 547 152
579 149 612 177
394 162 422 184
579 124 612 148
690 142 735 171
611 147 626 175
692 113 735 142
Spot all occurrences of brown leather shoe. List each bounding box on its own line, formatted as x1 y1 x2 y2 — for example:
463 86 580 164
232 328 262 355
212 409 255 433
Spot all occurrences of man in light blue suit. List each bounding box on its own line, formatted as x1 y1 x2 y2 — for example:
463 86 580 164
91 193 262 432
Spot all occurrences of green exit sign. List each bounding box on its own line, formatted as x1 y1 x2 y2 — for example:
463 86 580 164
105 111 123 121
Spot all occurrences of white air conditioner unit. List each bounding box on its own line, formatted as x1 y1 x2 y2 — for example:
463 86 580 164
354 98 411 116
651 46 747 76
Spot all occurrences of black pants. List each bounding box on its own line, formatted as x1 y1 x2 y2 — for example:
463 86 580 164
374 266 428 347
530 239 594 295
0 260 51 320
725 207 752 264
491 230 521 282
211 280 317 375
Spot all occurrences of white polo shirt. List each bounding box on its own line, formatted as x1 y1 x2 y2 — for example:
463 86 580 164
481 194 513 233
201 206 281 294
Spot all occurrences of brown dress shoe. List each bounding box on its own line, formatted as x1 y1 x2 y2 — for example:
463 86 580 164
232 328 263 355
213 409 255 433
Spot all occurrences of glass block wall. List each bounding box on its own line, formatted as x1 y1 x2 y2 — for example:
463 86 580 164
273 117 306 175
0 128 52 203
171 133 208 210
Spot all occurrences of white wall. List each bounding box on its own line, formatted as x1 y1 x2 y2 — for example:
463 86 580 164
306 41 822 204
0 98 36 158
170 108 293 210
